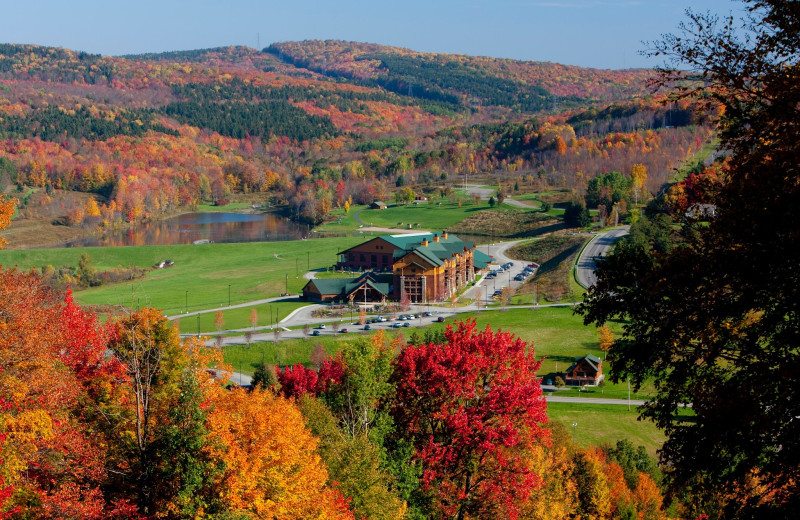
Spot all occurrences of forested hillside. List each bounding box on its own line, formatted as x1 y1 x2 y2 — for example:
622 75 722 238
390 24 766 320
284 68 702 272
0 41 711 244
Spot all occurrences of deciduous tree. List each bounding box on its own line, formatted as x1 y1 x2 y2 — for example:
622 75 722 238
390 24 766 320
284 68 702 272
390 320 549 519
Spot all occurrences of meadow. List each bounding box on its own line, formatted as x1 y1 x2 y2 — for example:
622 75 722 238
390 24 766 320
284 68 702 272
0 236 362 317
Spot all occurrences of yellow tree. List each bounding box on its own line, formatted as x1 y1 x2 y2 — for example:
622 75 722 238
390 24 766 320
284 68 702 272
204 387 353 520
631 164 647 205
0 195 17 249
598 326 614 359
83 198 101 217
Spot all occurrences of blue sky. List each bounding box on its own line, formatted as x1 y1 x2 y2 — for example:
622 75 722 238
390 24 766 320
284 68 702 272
2 0 743 69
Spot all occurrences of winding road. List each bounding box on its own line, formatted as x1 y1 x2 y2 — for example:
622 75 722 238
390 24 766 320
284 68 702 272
575 226 629 289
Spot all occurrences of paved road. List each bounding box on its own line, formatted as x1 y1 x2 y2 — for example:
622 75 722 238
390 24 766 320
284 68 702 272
545 395 646 406
575 226 630 289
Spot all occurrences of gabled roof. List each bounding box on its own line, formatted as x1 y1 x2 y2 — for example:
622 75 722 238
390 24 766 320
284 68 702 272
567 354 603 374
303 278 350 295
303 273 391 298
345 278 391 296
340 232 475 264
473 250 492 269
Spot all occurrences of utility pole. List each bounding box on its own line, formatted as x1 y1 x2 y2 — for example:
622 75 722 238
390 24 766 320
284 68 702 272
185 290 188 314
228 284 231 307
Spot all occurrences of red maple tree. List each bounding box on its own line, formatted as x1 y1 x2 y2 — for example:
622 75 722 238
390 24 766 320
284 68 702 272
390 319 549 520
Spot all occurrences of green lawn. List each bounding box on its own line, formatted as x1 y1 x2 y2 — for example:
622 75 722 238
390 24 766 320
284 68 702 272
457 307 622 378
0 237 362 317
194 202 255 212
353 200 499 232
546 402 665 457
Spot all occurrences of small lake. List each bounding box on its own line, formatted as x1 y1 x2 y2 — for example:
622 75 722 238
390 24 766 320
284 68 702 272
66 212 310 247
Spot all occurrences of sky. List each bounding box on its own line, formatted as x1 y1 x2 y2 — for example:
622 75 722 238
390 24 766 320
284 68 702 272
1 0 745 69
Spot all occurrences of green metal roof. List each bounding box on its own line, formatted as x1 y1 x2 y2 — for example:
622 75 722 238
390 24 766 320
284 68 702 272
473 250 492 269
304 278 351 295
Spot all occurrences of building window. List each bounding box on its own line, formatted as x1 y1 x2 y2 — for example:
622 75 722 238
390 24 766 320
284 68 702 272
349 253 354 261
360 254 365 262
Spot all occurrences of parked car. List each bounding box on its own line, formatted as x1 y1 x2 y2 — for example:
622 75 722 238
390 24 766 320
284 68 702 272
364 324 372 330
377 316 387 322
422 311 432 317
311 330 321 336
403 322 411 327
436 316 446 323
514 274 525 281
392 322 403 328
340 328 348 333
318 324 326 329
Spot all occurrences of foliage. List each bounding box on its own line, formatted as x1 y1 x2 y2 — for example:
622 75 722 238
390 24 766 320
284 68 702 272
0 195 16 249
250 359 276 390
300 396 407 520
563 201 590 228
579 1 800 516
390 319 549 519
586 171 632 209
203 386 354 520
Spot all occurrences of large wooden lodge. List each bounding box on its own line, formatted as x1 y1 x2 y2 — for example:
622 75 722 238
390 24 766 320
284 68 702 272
302 232 491 304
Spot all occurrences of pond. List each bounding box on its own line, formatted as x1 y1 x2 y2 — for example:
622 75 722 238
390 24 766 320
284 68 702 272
66 212 310 247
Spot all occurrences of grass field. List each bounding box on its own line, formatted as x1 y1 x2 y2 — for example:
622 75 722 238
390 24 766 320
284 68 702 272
0 237 362 317
546 402 665 457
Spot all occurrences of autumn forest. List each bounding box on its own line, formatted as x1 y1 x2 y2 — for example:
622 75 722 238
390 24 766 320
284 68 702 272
4 2 794 515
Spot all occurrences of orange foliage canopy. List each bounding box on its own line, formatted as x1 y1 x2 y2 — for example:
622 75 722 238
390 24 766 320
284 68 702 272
204 386 354 520
0 195 17 249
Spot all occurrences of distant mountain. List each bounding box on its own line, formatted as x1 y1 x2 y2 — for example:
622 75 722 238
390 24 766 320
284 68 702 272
267 40 653 109
0 42 710 245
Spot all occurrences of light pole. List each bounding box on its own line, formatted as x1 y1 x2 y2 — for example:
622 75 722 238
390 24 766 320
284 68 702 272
196 314 200 335
228 284 231 307
627 376 631 411
185 290 188 314
285 273 288 295
572 422 578 444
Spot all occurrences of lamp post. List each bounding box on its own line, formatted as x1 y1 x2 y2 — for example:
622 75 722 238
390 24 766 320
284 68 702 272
285 274 288 295
185 290 188 314
572 422 578 444
228 284 231 307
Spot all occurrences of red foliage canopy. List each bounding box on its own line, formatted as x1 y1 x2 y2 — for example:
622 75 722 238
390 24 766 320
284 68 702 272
390 319 549 519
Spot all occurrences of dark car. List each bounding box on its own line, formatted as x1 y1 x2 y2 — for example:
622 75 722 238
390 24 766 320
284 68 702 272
340 328 348 333
422 311 432 317
403 322 410 327
436 316 445 323
311 330 321 336
364 324 372 330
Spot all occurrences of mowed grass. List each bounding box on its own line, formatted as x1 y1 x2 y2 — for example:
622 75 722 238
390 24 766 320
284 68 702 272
222 329 407 373
546 402 665 457
459 307 609 375
0 237 362 317
353 200 500 231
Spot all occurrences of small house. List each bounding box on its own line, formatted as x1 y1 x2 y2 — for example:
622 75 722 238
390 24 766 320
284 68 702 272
370 201 387 210
564 354 603 386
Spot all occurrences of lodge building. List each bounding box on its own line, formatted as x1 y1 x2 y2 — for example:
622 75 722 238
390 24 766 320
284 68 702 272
301 232 491 304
